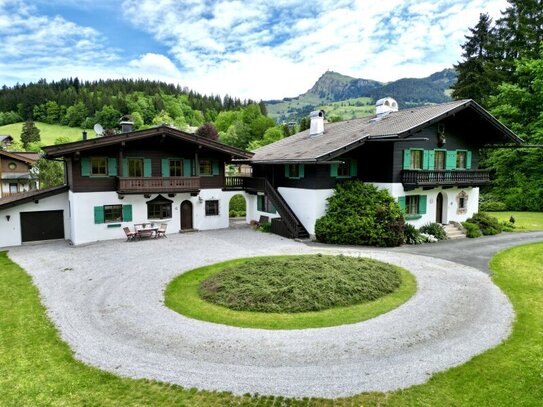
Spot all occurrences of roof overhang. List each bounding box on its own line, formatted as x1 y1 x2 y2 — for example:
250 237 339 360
0 150 37 165
42 125 254 160
0 185 69 210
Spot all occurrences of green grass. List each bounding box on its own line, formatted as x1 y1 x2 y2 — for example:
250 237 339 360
1 243 542 406
167 256 415 329
317 97 375 120
0 122 95 146
488 211 543 231
199 255 403 313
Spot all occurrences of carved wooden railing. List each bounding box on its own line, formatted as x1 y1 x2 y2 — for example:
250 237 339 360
117 177 200 193
401 170 491 188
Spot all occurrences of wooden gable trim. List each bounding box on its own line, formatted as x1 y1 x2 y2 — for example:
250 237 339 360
42 125 254 159
0 150 37 165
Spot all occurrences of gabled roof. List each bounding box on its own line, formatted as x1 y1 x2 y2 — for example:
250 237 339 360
42 125 253 159
250 100 523 163
0 150 39 164
0 185 69 210
0 135 13 143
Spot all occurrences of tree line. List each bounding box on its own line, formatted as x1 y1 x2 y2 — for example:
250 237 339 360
452 0 543 211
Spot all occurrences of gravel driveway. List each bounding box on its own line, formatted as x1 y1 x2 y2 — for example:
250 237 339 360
8 228 514 398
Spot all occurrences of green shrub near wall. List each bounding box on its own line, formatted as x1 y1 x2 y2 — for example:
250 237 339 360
315 181 405 247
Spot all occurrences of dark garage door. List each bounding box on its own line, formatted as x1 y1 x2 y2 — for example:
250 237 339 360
20 210 64 243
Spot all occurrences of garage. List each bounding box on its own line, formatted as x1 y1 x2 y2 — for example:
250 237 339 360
20 210 65 242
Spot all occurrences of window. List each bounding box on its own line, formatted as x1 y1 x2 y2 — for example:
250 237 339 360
410 150 423 170
8 162 16 170
257 195 277 213
148 203 172 219
90 157 107 176
169 159 183 177
104 205 123 223
9 183 17 193
338 160 351 177
406 195 420 215
288 164 299 178
456 151 467 169
459 197 466 209
128 158 143 177
205 200 219 216
434 151 445 170
200 160 212 175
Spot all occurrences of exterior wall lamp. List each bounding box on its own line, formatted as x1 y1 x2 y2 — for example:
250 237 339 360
6 215 10 221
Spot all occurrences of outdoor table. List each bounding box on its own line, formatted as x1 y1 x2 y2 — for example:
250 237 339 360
137 227 158 239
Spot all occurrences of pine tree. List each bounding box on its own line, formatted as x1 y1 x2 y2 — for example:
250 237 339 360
452 13 502 104
20 120 41 148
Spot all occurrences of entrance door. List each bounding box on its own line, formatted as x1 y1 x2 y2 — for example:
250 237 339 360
180 200 193 230
436 193 443 224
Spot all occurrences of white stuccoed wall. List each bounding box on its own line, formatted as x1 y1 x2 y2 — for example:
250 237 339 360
0 192 70 248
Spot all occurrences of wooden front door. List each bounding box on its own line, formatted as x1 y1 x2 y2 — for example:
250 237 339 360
180 200 193 230
436 193 443 224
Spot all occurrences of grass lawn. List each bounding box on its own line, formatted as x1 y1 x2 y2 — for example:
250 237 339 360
1 243 542 406
167 255 415 329
487 211 543 231
0 122 95 146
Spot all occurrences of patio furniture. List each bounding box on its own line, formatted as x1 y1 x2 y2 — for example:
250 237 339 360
156 223 168 238
137 226 159 239
123 227 137 241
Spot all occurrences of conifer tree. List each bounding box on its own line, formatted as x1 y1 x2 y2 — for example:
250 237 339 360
20 120 41 148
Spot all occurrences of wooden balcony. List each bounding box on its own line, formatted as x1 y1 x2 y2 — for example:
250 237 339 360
224 176 265 192
401 170 491 190
117 177 201 194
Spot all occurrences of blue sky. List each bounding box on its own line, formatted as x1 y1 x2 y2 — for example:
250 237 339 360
0 0 507 100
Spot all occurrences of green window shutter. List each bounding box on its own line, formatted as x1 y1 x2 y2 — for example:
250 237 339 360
284 164 290 178
330 163 338 177
398 196 406 213
183 159 191 176
466 150 472 169
107 158 117 176
162 159 170 177
122 159 128 177
446 151 456 170
350 159 357 177
81 157 90 176
422 150 430 170
122 204 133 222
419 195 427 214
403 149 411 170
428 150 435 170
93 206 104 224
299 164 305 178
257 196 263 211
143 159 152 177
212 160 220 176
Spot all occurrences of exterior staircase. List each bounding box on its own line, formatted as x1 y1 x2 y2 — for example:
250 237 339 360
442 223 466 239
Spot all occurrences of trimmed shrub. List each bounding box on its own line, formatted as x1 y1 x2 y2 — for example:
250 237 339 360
419 222 447 240
467 212 503 235
462 221 483 238
315 181 405 247
229 195 246 212
404 223 424 245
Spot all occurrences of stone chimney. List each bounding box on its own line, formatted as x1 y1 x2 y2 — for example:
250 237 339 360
82 130 87 140
309 110 325 137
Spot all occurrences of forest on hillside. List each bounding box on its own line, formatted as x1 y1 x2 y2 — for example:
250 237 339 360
452 0 543 211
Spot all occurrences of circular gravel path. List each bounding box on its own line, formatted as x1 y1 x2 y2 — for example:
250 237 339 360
8 228 513 398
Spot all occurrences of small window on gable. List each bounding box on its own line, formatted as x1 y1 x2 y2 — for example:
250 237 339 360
456 151 467 169
289 164 299 178
338 160 350 177
410 150 423 170
104 205 123 222
169 159 183 177
91 157 107 176
205 200 219 216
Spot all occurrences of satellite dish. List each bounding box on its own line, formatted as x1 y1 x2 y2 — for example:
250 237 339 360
93 123 103 136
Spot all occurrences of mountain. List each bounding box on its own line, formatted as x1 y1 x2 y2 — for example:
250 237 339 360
265 69 457 123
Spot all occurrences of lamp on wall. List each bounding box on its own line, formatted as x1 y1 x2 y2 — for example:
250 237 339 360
198 196 203 203
5 215 10 222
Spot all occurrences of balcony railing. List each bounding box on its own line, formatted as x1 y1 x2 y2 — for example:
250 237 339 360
117 177 201 194
224 176 265 191
401 170 491 189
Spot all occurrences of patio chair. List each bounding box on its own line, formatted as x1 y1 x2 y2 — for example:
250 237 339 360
123 227 137 241
156 223 168 238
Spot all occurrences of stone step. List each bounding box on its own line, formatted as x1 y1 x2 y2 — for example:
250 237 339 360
442 223 466 239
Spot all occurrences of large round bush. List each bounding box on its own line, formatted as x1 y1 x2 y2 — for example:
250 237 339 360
315 181 405 247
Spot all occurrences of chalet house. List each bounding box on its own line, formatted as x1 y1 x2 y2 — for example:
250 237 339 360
0 135 14 148
0 98 521 247
0 150 39 198
238 98 522 238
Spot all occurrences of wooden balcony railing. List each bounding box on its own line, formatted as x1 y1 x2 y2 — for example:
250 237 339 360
401 170 491 189
117 177 201 193
224 176 265 191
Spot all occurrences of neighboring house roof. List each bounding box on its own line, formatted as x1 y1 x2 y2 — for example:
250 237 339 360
251 100 523 163
0 150 39 165
42 125 253 159
0 135 13 144
0 185 69 210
